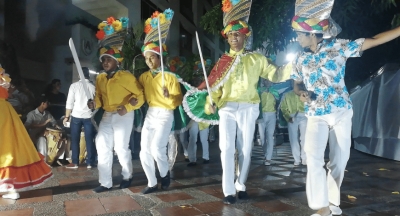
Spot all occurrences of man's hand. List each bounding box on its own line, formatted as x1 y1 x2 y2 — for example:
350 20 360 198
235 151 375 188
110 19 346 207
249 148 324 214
129 97 138 106
288 117 294 123
162 87 169 98
299 91 310 103
205 103 217 115
117 105 127 116
87 99 95 109
62 117 69 126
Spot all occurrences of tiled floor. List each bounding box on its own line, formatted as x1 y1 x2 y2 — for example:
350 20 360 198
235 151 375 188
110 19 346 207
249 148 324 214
1 141 400 216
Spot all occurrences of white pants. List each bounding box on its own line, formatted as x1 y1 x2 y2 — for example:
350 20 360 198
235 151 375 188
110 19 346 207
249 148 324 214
288 112 307 164
96 111 134 188
140 107 174 187
257 112 276 160
179 131 189 157
305 109 353 210
188 121 209 162
219 102 259 196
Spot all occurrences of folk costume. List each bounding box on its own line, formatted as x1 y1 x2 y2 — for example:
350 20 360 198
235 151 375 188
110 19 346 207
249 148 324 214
94 16 145 191
291 0 364 213
139 9 191 192
280 90 307 166
186 66 212 166
256 79 277 165
183 0 290 202
0 65 52 199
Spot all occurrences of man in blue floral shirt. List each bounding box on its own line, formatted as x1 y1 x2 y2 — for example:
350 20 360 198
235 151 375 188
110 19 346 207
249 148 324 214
290 0 400 216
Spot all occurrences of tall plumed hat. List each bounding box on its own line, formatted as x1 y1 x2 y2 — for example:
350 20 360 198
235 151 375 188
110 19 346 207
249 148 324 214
221 0 252 38
291 0 341 38
141 9 174 56
96 16 130 62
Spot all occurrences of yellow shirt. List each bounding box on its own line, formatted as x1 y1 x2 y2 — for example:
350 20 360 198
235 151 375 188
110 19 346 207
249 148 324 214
94 70 144 112
260 92 276 112
280 91 304 122
210 49 288 108
139 71 182 110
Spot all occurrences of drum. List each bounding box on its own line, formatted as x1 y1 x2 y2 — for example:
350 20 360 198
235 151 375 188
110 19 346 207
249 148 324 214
79 131 87 164
44 128 64 165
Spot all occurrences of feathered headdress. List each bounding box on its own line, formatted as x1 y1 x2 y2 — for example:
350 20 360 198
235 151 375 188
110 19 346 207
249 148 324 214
96 16 129 62
141 9 174 56
221 0 252 38
291 0 341 38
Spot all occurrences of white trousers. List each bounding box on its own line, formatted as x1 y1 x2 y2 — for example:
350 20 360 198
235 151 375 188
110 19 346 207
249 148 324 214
288 112 307 164
179 131 189 157
140 107 174 187
188 121 209 162
257 112 276 160
96 111 134 188
219 102 259 196
305 109 353 210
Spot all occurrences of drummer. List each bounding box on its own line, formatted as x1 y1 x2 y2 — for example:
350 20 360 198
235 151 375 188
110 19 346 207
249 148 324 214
25 95 68 164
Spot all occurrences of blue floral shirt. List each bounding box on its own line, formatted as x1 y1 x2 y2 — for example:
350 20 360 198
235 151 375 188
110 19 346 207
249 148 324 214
290 38 365 116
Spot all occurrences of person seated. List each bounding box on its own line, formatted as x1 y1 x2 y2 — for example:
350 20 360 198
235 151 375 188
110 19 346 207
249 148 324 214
44 79 66 120
24 95 69 165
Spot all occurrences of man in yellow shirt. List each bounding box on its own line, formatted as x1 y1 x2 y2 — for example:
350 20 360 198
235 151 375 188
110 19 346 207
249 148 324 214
280 89 307 166
257 86 277 166
186 0 290 204
88 16 144 193
138 9 183 194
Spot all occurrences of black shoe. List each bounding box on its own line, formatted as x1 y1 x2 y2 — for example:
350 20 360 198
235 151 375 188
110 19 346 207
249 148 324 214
141 185 158 194
203 159 209 164
187 162 197 167
161 171 171 190
93 186 111 193
238 191 249 200
119 177 133 189
223 195 236 204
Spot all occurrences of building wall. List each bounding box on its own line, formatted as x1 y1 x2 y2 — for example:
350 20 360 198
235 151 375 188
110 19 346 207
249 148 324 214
2 0 224 97
3 0 100 96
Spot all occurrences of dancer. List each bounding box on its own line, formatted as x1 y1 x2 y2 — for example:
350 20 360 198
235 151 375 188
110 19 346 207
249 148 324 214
290 0 400 215
183 0 290 204
138 9 186 194
0 64 52 200
280 88 307 166
88 16 144 193
257 79 277 166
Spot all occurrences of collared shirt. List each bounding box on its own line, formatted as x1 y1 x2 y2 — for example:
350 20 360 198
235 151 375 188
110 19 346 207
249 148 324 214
66 79 96 119
291 38 365 116
260 92 276 112
211 49 283 108
280 91 304 122
139 71 182 110
24 108 57 138
94 70 144 112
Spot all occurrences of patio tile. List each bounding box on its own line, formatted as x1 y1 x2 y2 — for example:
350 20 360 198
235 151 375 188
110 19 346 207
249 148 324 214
65 198 106 216
156 205 202 216
99 195 142 213
156 192 194 202
0 208 34 216
252 200 297 213
16 189 52 204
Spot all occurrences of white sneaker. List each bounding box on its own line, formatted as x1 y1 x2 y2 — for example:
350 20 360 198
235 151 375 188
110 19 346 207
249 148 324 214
87 165 92 169
2 193 20 200
329 205 342 215
264 160 271 166
294 162 300 166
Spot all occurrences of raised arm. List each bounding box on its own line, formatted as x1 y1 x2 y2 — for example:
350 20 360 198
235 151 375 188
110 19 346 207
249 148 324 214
361 26 400 51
